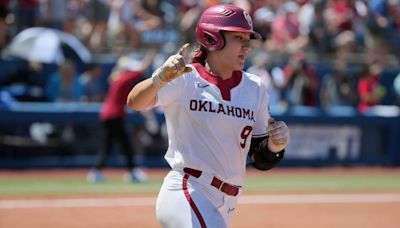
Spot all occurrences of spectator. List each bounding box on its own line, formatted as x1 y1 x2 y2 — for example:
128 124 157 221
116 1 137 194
120 0 163 48
85 0 111 51
325 0 354 32
365 0 400 62
320 61 358 109
309 1 336 53
266 1 308 53
44 60 83 150
252 1 275 44
296 0 315 39
179 0 206 44
323 0 358 54
37 0 84 34
105 0 126 50
38 0 67 30
14 0 40 33
357 62 386 113
87 0 110 50
79 62 104 102
45 60 82 102
283 51 319 106
246 51 286 107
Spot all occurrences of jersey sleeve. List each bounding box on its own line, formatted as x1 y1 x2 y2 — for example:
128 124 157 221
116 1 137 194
252 79 271 138
154 71 191 107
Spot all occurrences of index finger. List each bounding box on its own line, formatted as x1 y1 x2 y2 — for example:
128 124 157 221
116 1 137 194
268 118 275 125
177 43 190 56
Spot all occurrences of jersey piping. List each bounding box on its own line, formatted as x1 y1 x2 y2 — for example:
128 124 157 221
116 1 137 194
192 63 242 101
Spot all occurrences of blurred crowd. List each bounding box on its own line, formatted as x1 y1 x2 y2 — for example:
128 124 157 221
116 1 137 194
0 0 399 113
0 0 400 167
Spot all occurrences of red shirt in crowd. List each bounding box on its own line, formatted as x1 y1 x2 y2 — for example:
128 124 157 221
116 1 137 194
100 70 143 121
357 74 380 112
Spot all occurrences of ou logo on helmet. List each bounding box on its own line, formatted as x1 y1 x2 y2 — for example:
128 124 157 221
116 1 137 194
243 11 253 28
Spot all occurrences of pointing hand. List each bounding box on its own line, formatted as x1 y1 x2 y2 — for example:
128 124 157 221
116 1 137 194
152 43 192 88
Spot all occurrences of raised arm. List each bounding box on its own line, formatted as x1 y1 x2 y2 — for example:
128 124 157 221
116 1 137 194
127 43 192 111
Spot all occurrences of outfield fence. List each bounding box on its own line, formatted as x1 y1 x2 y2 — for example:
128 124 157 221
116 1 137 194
0 102 399 168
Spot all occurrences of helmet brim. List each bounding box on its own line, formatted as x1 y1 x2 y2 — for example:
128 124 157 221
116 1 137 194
220 26 261 39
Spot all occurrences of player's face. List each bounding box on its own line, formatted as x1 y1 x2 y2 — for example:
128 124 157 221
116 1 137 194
218 31 251 71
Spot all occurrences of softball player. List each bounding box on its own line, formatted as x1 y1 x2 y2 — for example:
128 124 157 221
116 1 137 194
127 4 290 228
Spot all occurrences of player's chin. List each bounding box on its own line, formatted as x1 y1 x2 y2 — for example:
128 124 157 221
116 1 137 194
234 61 245 70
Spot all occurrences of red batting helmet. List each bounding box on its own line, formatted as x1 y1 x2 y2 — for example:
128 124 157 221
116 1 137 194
196 4 261 51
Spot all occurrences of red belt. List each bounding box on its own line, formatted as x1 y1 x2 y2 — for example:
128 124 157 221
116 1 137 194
183 167 239 197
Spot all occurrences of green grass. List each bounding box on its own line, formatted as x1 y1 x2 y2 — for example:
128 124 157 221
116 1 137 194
0 177 165 196
0 174 399 197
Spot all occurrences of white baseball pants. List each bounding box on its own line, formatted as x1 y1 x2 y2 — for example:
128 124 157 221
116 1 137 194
156 169 242 228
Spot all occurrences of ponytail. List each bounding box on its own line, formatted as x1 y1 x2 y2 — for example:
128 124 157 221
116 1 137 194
191 46 208 66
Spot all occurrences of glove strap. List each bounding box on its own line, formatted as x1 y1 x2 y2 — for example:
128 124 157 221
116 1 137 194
152 68 167 89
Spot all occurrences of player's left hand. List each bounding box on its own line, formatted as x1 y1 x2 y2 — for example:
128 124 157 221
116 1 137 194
267 118 290 152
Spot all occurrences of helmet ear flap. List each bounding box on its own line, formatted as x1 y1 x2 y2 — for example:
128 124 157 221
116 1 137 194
202 31 224 51
203 32 217 45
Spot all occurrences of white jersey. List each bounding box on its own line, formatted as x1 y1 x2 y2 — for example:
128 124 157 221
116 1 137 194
155 63 271 186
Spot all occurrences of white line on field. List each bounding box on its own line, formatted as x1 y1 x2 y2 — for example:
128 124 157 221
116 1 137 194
1 194 400 209
238 194 400 204
0 197 156 209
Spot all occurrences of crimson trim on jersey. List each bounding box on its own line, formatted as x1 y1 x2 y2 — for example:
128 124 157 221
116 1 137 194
192 63 242 101
182 174 207 228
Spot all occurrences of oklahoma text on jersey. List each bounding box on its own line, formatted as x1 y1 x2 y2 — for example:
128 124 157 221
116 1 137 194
189 99 255 122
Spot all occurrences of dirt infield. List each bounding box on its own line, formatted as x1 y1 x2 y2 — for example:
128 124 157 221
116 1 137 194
1 168 400 228
1 196 399 228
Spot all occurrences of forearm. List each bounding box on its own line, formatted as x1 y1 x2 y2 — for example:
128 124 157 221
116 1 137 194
127 78 158 111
